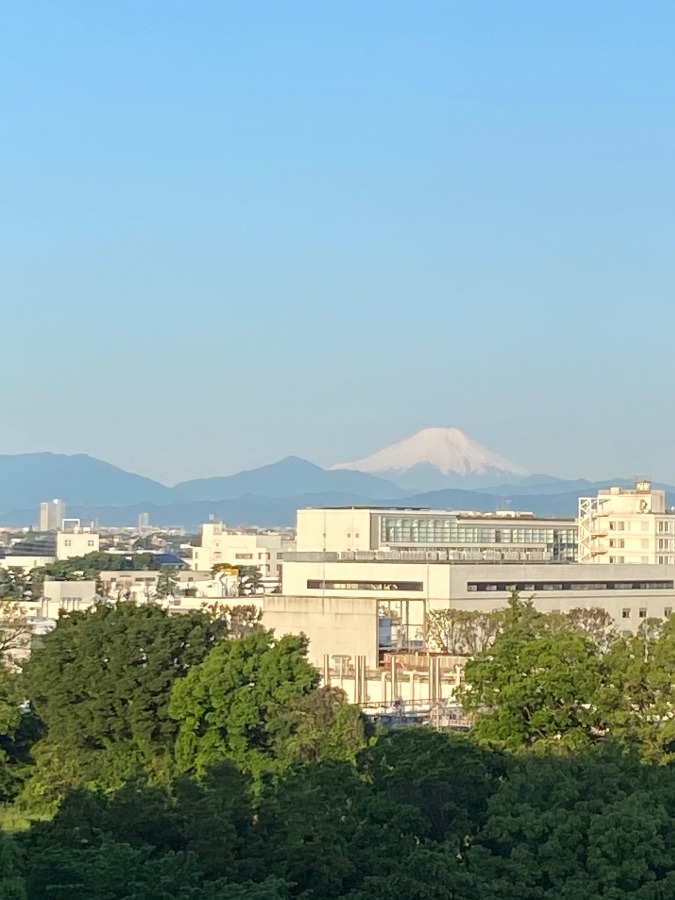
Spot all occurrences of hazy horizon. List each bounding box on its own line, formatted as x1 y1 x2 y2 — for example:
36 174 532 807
3 2 674 482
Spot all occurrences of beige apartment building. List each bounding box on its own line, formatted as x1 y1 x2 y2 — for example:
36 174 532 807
578 480 675 565
191 522 295 587
56 526 100 561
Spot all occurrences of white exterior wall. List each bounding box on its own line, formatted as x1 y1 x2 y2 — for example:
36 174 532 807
294 506 576 560
56 531 100 561
579 482 674 564
295 509 373 552
280 558 675 634
192 523 295 578
40 580 98 617
0 555 54 572
263 594 380 668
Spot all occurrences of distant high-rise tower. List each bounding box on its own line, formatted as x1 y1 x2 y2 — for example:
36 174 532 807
138 512 150 530
39 499 65 532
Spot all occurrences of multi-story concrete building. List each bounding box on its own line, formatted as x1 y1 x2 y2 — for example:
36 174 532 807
296 506 577 562
56 525 100 561
578 480 675 565
262 495 675 712
191 522 296 589
39 499 65 532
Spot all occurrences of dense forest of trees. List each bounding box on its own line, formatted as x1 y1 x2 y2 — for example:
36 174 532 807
1 596 675 896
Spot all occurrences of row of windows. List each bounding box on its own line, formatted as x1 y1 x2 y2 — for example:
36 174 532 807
622 608 672 619
467 580 675 592
380 516 577 546
306 580 424 592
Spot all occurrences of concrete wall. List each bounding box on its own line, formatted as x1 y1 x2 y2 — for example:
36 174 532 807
56 531 100 561
279 558 675 635
0 555 54 572
295 509 373 553
263 594 379 668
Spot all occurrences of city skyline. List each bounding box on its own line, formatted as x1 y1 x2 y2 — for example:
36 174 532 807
3 2 674 482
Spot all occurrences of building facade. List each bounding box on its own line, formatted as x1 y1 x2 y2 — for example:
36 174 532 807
56 527 100 561
296 506 577 562
578 481 675 564
39 499 65 532
191 523 296 589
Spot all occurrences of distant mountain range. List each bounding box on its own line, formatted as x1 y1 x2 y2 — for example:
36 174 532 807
0 430 672 529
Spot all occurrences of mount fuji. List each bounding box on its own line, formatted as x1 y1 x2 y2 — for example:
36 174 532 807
331 427 529 492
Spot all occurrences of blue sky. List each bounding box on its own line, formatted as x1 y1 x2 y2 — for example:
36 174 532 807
2 2 674 483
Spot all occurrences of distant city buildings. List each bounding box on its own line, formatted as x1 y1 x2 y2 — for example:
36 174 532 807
8 478 675 718
39 499 65 532
138 512 150 530
190 522 296 591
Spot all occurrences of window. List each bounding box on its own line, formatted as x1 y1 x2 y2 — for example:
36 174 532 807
307 580 424 592
639 608 647 618
466 579 673 592
622 609 631 619
665 608 672 618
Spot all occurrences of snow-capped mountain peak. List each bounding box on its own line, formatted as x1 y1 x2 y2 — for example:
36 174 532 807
331 428 527 489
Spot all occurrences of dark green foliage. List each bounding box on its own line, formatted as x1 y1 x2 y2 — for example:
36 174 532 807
0 667 38 804
0 829 25 900
22 602 228 799
13 591 675 897
0 570 32 603
358 729 503 844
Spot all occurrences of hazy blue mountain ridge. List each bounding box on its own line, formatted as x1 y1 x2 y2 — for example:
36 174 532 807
0 451 672 528
0 453 176 510
174 456 405 501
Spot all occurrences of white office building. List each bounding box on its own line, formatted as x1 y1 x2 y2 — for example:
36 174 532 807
296 506 577 562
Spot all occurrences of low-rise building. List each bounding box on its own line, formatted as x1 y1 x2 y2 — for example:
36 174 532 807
56 525 100 561
191 522 295 588
0 554 55 573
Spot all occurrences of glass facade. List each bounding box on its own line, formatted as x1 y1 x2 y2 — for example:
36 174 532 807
379 514 577 559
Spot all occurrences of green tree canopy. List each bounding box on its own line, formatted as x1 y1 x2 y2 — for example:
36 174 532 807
22 602 228 802
170 630 358 778
458 594 603 751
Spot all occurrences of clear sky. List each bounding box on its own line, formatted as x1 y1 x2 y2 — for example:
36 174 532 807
2 2 674 484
